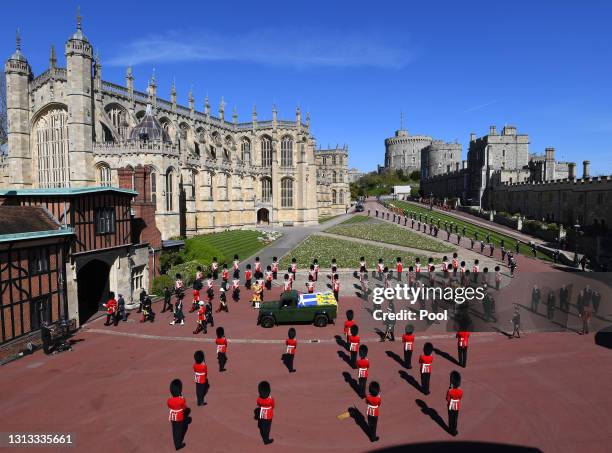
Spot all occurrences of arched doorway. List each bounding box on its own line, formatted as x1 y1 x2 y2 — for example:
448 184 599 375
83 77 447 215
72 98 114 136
77 259 110 325
257 208 270 225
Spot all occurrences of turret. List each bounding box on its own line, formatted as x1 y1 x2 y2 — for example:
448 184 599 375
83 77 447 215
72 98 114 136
147 70 157 106
188 89 194 115
252 104 257 131
204 95 210 116
126 66 134 98
582 160 590 179
5 29 32 187
219 97 225 121
170 79 176 108
544 147 555 181
64 9 95 186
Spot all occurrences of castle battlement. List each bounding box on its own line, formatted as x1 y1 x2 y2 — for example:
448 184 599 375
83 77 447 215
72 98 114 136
501 175 612 187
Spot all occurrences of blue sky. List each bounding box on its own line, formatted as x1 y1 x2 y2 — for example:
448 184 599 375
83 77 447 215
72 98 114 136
3 0 612 175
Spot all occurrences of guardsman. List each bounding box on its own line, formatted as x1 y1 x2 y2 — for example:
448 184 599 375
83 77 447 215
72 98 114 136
216 288 228 313
471 260 480 284
348 325 360 368
441 256 449 277
459 261 466 285
222 264 230 290
211 257 219 280
333 274 340 301
196 265 204 282
313 259 320 281
170 292 185 326
428 258 435 286
396 257 403 281
456 331 470 368
245 264 253 289
205 274 215 303
419 342 434 395
309 264 317 282
254 256 262 279
290 258 298 280
365 381 381 442
402 324 415 369
287 266 295 287
283 274 292 293
344 310 355 347
190 285 201 313
252 280 263 309
216 327 228 372
415 258 421 277
265 266 273 291
452 253 459 276
359 268 368 297
256 273 266 302
446 371 463 436
193 350 208 406
255 381 275 445
285 327 297 373
141 296 155 323
103 292 119 326
383 266 390 289
407 265 415 287
376 258 384 279
233 255 240 278
359 256 367 276
205 300 215 331
167 379 188 450
356 344 370 397
175 274 185 299
232 277 240 302
272 257 279 280
193 301 206 334
331 258 338 276
306 275 316 294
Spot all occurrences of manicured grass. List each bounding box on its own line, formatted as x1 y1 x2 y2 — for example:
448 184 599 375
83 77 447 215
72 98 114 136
318 214 342 224
327 218 455 253
387 200 552 261
279 234 435 269
184 230 276 265
338 215 371 225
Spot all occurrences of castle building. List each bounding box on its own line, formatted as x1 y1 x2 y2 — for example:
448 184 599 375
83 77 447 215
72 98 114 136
0 18 350 240
315 146 350 216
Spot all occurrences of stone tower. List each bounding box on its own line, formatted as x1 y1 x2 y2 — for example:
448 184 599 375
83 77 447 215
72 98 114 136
64 12 95 186
5 30 32 187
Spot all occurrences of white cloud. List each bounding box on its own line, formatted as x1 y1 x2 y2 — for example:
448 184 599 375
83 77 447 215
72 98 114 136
463 99 503 113
106 29 414 69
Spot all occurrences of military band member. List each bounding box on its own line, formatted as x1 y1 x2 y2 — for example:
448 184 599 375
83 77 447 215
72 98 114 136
456 331 470 367
415 258 421 277
283 274 292 293
190 286 201 313
471 260 479 284
205 300 214 331
494 266 501 290
313 259 320 281
376 258 384 279
446 371 463 435
401 324 415 368
193 350 208 406
333 274 340 301
211 257 219 280
167 379 188 450
272 257 279 280
175 274 185 297
383 266 390 289
348 325 360 368
265 266 273 291
287 267 294 286
232 278 241 302
357 344 370 397
451 253 459 276
245 264 253 289
365 381 381 442
254 256 263 279
252 280 263 309
419 342 434 395
170 293 185 326
441 256 449 276
216 288 228 313
306 275 316 294
396 257 403 281
407 266 415 287
193 301 206 334
103 292 118 326
222 264 230 289
255 381 275 445
196 265 204 282
290 258 298 280
344 310 355 347
359 256 367 275
216 327 228 372
309 264 317 282
359 268 368 297
256 274 266 302
331 258 338 276
285 327 297 373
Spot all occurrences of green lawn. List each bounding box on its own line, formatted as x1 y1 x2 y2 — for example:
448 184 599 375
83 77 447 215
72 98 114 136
338 215 371 225
318 214 342 224
387 200 552 261
327 218 455 253
279 234 435 269
183 230 277 265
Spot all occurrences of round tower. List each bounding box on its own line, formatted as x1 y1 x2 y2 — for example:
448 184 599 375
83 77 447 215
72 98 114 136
5 30 32 187
64 11 95 187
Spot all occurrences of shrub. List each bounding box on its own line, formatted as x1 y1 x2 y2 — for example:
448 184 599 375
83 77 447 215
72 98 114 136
159 251 185 274
151 274 174 296
168 261 209 288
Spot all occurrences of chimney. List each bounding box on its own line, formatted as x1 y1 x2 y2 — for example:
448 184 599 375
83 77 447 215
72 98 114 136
470 132 476 142
568 162 576 180
582 160 590 178
545 147 555 161
489 125 497 135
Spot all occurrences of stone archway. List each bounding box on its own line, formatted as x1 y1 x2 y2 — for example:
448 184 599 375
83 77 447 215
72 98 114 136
257 208 270 225
77 259 111 324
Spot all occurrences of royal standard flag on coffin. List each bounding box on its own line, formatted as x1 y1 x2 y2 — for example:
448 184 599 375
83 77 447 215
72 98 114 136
298 291 337 307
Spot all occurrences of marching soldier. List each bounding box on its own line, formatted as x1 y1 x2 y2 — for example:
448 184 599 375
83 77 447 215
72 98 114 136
231 277 240 302
313 258 320 281
359 256 367 276
456 331 470 367
365 381 381 442
167 379 188 450
265 266 273 291
196 265 204 282
103 292 118 326
290 258 298 280
216 327 228 372
193 301 206 334
494 266 501 290
245 264 253 290
331 258 338 276
471 260 479 284
451 253 459 276
415 258 421 277
306 275 316 294
283 274 292 293
309 264 317 282
233 255 240 278
141 296 155 323
170 291 185 326
193 350 208 406
252 280 263 309
402 324 415 369
255 381 275 445
272 257 279 280
221 264 230 290
285 327 297 373
344 310 355 347
254 256 262 279
189 283 201 313
348 324 360 368
376 258 384 279
333 274 340 301
205 274 215 304
162 286 173 313
396 257 403 281
356 344 370 397
211 257 219 280
419 342 434 395
446 371 463 436
216 288 228 313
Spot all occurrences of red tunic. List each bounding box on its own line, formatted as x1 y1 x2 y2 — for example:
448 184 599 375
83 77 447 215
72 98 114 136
306 282 315 293
257 396 275 420
344 320 355 336
291 263 297 273
192 289 200 302
446 388 463 411
255 262 262 273
356 358 370 378
104 299 117 314
245 270 252 281
365 395 381 417
216 337 228 354
333 281 340 292
222 269 229 281
419 354 433 374
193 363 208 384
286 338 297 355
167 396 187 421
396 263 403 274
272 262 279 272
402 333 415 351
452 259 459 269
283 281 292 291
197 307 205 321
266 271 273 282
348 335 360 352
456 331 470 348
472 265 479 273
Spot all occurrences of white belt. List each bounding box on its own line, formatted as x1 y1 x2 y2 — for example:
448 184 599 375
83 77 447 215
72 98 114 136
421 363 431 373
358 368 368 378
169 409 182 421
260 407 271 418
449 399 459 410
350 343 358 351
459 341 467 347
366 405 378 416
286 345 295 353
216 345 226 353
404 342 412 351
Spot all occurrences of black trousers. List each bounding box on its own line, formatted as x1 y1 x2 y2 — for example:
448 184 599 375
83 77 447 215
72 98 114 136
272 271 277 280
265 280 272 290
368 415 378 440
286 353 295 372
333 290 339 301
171 420 185 450
404 349 412 368
218 352 227 371
448 409 459 434
196 382 208 405
358 377 367 397
350 351 357 368
105 314 116 325
258 418 272 443
245 279 252 289
421 372 431 394
458 347 468 367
